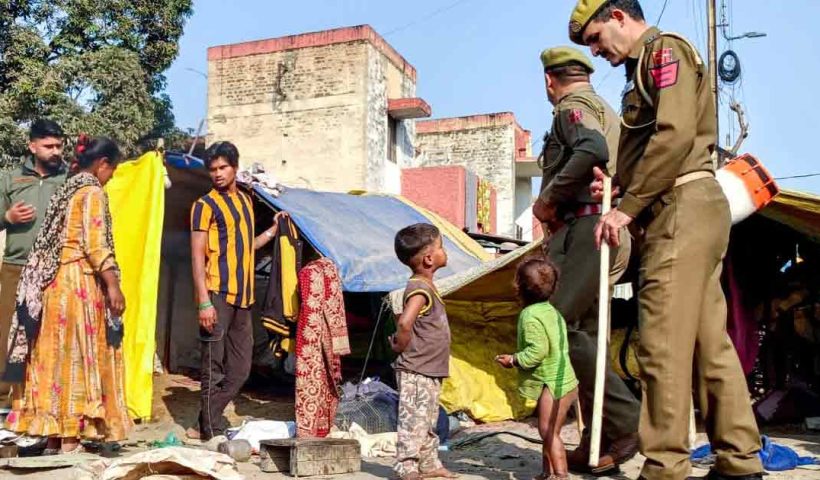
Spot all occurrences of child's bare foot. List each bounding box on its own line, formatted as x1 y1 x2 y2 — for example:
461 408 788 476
421 468 459 479
399 473 423 480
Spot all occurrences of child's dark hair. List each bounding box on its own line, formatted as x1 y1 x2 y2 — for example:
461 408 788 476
515 256 560 306
75 135 121 169
395 223 440 266
29 119 64 140
204 141 239 168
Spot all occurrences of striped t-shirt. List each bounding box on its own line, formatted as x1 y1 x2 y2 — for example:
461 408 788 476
191 189 256 307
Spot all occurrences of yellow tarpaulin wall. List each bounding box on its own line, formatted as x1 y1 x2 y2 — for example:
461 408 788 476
760 189 820 243
443 299 536 421
105 151 165 420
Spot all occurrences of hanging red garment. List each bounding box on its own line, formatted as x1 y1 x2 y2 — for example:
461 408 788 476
295 258 351 438
724 253 761 375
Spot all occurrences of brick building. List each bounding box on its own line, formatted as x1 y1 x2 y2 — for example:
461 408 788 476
206 25 539 238
414 113 538 237
207 25 430 194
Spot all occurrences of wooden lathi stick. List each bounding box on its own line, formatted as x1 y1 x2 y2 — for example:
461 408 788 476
589 176 612 467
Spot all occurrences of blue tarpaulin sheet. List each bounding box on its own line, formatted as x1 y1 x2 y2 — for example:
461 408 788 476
253 186 483 293
164 151 204 169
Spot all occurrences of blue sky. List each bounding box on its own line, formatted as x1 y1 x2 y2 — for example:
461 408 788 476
166 0 820 194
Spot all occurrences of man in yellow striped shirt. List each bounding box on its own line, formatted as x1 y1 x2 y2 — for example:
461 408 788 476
189 141 286 440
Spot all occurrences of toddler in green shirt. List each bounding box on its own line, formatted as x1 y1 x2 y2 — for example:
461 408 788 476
496 256 578 480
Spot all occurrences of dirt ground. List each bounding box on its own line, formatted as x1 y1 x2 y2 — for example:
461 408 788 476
0 373 818 479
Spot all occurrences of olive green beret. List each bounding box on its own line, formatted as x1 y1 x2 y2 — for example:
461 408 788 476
540 46 595 73
568 0 609 45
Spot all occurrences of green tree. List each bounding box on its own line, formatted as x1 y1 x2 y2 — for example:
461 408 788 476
0 0 193 165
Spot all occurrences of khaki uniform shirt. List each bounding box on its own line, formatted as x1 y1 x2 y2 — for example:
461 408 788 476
539 85 620 210
617 27 717 218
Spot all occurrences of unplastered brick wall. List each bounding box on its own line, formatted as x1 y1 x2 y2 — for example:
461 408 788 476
415 113 523 237
207 25 417 194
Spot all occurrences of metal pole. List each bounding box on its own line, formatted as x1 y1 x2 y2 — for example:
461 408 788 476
707 0 719 144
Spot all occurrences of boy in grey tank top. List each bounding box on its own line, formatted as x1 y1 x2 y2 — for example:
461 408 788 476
390 224 457 480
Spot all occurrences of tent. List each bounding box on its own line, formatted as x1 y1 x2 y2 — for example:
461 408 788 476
152 162 491 377
253 187 489 292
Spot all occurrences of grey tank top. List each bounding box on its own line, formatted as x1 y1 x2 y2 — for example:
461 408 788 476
393 277 451 378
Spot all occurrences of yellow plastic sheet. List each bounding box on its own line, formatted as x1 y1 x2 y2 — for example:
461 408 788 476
442 300 536 422
760 189 820 243
105 151 165 420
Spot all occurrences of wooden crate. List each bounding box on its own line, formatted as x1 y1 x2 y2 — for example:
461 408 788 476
260 438 361 477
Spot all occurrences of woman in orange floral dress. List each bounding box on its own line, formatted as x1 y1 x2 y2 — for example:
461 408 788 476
4 136 130 454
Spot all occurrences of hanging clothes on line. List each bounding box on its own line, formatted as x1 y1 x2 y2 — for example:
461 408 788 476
261 213 303 355
295 258 351 438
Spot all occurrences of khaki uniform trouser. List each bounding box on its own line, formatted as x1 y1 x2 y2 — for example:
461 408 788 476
547 215 641 442
636 178 761 480
0 263 22 406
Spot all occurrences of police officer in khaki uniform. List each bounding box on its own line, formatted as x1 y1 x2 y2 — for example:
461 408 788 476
533 46 640 475
567 1 763 480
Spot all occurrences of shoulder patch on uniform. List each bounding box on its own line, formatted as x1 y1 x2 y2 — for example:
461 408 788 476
649 61 679 89
568 109 584 124
652 48 674 65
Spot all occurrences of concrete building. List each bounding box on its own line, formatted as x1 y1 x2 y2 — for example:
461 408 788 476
414 113 538 237
207 25 430 194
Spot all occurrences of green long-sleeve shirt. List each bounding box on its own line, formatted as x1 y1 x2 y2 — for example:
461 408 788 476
0 157 67 265
514 302 578 401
